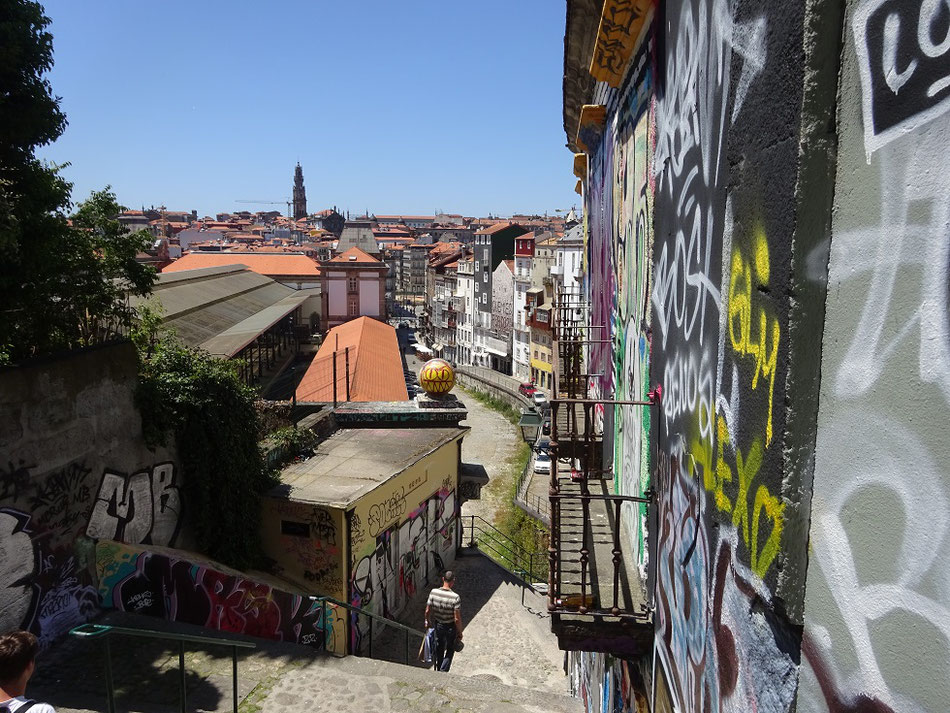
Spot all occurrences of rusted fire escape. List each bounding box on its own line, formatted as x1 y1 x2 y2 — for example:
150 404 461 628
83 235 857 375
547 290 657 655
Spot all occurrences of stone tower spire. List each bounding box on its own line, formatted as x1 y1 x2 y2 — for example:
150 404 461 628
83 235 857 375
292 163 307 220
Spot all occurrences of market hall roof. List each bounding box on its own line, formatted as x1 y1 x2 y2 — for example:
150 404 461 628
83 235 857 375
130 265 311 357
161 251 320 278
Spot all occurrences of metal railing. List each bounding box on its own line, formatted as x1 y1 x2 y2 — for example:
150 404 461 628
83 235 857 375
312 593 425 666
546 289 658 621
70 623 256 713
463 514 547 584
515 451 551 523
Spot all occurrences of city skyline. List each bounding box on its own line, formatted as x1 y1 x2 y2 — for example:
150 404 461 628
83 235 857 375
34 0 577 219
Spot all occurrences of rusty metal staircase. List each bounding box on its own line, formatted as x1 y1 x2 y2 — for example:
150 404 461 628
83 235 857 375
546 291 655 656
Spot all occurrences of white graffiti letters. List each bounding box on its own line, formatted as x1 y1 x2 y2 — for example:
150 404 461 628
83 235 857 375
86 462 181 546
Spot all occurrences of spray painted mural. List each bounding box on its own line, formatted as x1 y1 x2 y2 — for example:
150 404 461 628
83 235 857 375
96 541 345 654
0 459 182 648
798 1 950 711
348 451 459 652
648 0 805 711
0 344 185 648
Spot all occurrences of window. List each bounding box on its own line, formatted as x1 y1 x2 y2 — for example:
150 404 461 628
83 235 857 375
347 276 358 292
482 293 487 304
348 297 358 316
475 260 480 271
281 520 309 537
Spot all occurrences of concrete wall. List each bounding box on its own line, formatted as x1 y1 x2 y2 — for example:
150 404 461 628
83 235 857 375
260 499 347 600
570 0 829 709
96 541 346 654
347 438 460 651
648 2 809 711
0 342 183 647
797 1 950 711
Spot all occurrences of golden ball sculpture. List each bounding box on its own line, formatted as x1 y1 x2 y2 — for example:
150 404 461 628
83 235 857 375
418 358 455 396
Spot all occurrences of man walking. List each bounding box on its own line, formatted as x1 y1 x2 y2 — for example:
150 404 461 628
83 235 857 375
424 570 462 672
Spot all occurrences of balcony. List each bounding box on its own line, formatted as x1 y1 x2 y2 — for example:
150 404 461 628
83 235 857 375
546 291 656 657
550 264 563 276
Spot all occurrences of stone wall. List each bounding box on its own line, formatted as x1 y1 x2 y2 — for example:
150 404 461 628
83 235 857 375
0 342 182 646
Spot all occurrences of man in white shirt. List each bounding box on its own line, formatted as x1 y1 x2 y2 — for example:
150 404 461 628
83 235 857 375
0 631 56 713
424 570 463 672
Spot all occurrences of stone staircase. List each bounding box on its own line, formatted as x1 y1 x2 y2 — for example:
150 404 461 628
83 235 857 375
30 549 580 713
30 611 579 713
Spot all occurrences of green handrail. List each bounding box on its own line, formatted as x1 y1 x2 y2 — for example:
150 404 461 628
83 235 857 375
70 623 255 713
312 593 426 665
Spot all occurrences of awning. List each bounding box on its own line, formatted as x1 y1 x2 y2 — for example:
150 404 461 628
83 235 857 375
432 343 445 352
485 344 510 357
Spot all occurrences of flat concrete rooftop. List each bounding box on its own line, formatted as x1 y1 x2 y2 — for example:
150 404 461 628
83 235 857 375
271 426 467 508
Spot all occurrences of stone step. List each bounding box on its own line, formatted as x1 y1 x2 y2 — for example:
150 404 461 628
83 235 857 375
255 654 584 713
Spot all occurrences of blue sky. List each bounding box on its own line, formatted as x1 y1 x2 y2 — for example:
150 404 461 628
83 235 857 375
36 0 578 220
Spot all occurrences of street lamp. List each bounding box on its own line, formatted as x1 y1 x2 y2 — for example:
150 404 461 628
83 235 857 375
518 410 543 445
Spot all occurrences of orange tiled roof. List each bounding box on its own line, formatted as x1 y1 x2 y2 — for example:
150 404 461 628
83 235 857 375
161 252 320 277
295 317 408 403
328 247 383 264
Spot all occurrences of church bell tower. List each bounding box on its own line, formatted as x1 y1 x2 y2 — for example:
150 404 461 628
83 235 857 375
292 163 307 220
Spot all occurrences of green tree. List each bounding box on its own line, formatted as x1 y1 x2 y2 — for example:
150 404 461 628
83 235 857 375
68 188 156 344
135 326 277 569
0 1 154 362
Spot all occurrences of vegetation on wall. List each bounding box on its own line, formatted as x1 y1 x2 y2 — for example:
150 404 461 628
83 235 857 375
133 313 278 569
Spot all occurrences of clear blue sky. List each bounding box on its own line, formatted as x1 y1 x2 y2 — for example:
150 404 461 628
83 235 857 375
36 0 579 220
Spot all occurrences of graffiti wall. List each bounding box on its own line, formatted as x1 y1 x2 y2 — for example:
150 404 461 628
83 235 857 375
260 499 346 600
583 36 655 579
96 541 345 654
347 439 460 651
647 0 807 711
798 1 950 711
0 343 183 647
569 651 651 713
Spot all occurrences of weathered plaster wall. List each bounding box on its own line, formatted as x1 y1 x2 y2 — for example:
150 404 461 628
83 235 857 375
347 439 460 651
798 1 950 711
260 499 347 600
0 343 183 647
96 541 345 654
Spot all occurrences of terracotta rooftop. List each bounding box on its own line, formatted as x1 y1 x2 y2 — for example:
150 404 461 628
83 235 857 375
295 317 408 403
162 252 320 277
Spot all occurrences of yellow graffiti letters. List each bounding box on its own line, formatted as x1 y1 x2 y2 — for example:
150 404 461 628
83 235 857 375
728 234 780 445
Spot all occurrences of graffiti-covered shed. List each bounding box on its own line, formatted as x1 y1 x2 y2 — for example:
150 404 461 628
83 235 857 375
262 423 467 648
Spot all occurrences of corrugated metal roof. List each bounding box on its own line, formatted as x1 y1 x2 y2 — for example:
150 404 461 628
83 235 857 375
201 292 310 357
131 266 313 354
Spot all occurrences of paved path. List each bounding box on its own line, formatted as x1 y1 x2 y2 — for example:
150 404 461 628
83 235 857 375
405 352 523 524
376 550 564 693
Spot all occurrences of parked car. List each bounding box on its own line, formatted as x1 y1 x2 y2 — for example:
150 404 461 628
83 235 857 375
519 382 537 396
541 418 551 436
533 451 552 475
532 392 548 409
536 437 550 454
